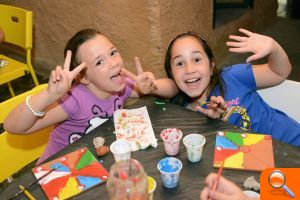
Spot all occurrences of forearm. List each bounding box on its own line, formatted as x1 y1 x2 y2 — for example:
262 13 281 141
151 78 178 99
254 40 292 87
3 89 60 133
267 40 292 80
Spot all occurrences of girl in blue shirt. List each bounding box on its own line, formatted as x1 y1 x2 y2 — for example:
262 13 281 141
164 28 300 146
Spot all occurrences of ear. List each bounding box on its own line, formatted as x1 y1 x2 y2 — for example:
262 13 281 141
77 74 89 85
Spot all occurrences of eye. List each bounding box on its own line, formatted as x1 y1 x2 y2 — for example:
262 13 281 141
173 59 184 68
176 61 184 67
96 60 103 66
194 57 201 63
111 50 118 56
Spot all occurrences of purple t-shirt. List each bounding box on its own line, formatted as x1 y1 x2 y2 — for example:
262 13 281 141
37 78 134 164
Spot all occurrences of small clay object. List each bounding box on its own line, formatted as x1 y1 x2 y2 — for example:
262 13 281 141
96 145 110 156
243 176 260 191
93 136 105 148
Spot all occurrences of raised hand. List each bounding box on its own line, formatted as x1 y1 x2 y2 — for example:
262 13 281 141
122 57 157 95
47 50 86 100
226 28 275 63
196 96 227 119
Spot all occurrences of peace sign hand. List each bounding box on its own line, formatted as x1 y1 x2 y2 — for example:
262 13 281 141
122 57 157 95
196 96 228 119
47 50 86 100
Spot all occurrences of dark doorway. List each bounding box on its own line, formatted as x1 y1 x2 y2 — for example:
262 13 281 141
213 0 254 28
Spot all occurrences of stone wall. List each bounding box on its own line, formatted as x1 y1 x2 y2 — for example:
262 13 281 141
0 0 277 78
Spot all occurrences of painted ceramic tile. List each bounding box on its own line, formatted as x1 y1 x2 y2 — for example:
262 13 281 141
114 106 157 151
213 131 274 171
32 147 108 200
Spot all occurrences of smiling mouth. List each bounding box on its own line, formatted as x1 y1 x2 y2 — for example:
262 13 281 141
185 77 200 84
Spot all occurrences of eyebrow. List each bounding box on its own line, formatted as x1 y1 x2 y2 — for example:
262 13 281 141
92 55 102 64
92 46 116 63
191 50 204 55
172 55 182 61
172 50 204 61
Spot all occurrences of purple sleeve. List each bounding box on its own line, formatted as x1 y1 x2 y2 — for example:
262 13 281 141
124 77 135 99
59 91 80 119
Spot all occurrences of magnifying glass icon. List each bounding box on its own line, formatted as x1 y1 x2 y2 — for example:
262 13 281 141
268 170 295 198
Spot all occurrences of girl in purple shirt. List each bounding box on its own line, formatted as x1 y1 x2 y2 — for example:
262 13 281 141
4 29 177 164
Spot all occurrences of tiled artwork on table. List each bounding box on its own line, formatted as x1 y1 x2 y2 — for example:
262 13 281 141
213 131 274 171
32 147 108 200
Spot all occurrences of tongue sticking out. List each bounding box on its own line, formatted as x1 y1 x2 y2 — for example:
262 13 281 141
111 73 124 84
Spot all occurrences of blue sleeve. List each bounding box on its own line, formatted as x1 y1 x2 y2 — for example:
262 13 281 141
221 63 256 91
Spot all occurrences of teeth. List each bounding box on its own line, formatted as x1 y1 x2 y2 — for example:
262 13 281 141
186 78 199 83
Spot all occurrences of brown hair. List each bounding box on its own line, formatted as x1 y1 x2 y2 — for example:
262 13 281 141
64 28 102 71
164 31 224 105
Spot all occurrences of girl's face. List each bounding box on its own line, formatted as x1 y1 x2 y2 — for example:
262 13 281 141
78 34 125 99
170 36 214 99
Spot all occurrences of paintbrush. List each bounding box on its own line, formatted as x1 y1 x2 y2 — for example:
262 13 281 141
209 161 224 200
212 161 224 190
9 168 56 200
199 100 228 107
18 185 35 200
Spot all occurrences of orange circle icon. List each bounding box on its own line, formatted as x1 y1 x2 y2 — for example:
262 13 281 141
268 170 295 198
268 170 285 188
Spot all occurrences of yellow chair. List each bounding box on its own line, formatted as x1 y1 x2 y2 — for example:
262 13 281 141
0 4 39 97
0 84 51 183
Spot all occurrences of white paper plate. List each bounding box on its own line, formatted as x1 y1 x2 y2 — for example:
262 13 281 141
243 190 260 198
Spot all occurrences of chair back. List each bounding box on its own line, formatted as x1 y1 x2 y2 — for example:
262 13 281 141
0 84 51 183
258 80 300 123
0 4 39 97
0 4 32 49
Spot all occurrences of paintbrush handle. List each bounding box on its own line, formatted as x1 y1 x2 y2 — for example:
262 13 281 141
25 168 56 190
19 185 35 200
9 168 56 199
208 161 224 200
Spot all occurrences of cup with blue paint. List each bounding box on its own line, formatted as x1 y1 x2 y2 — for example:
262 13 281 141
157 157 182 188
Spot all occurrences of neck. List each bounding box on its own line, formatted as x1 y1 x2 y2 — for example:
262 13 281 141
187 96 207 111
85 84 113 100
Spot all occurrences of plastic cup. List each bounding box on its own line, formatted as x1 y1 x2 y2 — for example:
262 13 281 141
183 134 206 162
157 157 182 188
160 128 183 156
107 159 149 200
110 139 132 162
148 176 156 200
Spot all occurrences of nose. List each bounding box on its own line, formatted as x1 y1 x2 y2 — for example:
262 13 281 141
185 62 194 74
108 56 118 68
